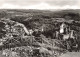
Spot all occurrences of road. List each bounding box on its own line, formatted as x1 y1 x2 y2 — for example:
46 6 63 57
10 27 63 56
59 52 80 57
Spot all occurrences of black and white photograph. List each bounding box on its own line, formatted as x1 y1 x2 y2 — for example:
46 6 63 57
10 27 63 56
0 0 80 57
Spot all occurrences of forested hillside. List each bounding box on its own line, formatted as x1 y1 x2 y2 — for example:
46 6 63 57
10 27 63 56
0 9 80 57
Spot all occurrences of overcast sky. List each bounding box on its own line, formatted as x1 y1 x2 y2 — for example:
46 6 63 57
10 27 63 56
0 0 80 9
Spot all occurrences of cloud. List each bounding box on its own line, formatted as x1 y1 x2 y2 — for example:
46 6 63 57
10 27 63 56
26 2 79 9
46 0 77 6
0 2 79 9
0 0 79 6
0 0 42 6
0 3 21 9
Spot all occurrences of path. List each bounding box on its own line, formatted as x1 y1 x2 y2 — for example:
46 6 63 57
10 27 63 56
59 52 80 57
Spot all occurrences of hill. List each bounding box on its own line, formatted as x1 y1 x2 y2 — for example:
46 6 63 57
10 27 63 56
0 9 80 57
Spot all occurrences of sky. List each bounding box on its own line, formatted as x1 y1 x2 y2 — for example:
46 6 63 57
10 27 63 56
0 0 80 9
